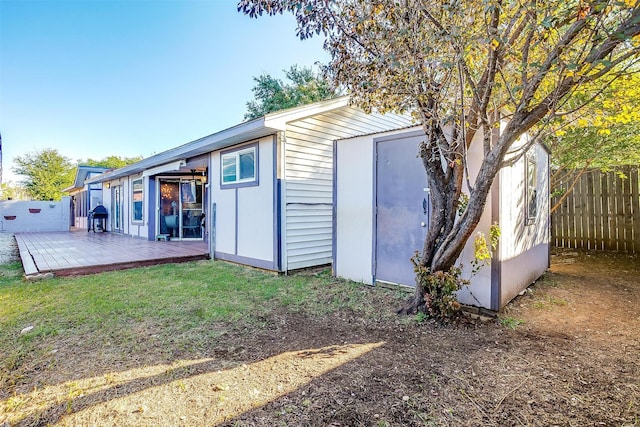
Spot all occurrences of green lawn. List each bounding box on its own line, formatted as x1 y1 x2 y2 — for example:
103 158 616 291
0 259 406 403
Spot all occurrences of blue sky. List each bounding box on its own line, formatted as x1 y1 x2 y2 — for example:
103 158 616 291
0 0 329 182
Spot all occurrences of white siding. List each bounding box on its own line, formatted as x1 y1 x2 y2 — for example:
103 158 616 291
210 151 236 255
456 129 494 309
211 137 276 267
237 139 274 262
334 134 375 284
499 142 550 306
282 106 413 271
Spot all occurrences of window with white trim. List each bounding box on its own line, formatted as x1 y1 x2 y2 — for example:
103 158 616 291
525 156 537 224
221 145 257 186
132 178 144 222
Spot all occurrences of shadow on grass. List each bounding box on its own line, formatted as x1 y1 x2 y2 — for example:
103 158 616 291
8 340 386 426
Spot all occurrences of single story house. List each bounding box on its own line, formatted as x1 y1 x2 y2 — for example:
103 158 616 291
84 97 549 311
333 125 550 311
86 97 413 272
64 165 110 229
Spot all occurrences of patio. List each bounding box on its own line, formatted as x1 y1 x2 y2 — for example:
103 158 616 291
14 230 209 278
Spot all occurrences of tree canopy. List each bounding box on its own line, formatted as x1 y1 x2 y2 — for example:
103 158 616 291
548 72 640 211
240 0 640 317
0 182 29 201
80 155 143 170
244 64 338 120
9 152 142 201
12 148 75 201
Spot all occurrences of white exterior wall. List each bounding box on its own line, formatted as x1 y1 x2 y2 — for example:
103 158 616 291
0 198 71 232
119 179 131 234
335 127 493 307
127 175 149 239
282 125 334 270
334 134 376 284
335 127 550 311
237 139 274 262
102 183 113 231
498 143 550 306
210 152 236 254
210 137 275 269
280 108 413 271
102 176 149 238
102 175 151 240
456 130 493 309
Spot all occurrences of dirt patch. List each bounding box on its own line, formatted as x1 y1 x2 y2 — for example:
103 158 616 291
2 250 639 426
0 233 18 265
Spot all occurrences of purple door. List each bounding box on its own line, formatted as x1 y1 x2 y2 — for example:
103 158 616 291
375 133 429 287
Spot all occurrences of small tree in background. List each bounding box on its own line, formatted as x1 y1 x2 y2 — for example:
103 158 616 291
12 148 75 201
244 64 338 120
0 182 29 201
80 155 143 170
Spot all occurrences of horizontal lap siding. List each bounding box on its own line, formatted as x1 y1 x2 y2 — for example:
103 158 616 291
283 108 415 271
284 130 333 269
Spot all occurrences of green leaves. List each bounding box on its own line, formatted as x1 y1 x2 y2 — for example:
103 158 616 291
240 0 640 317
244 64 338 120
12 149 75 201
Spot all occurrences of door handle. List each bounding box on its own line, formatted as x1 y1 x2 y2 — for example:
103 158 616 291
422 198 427 214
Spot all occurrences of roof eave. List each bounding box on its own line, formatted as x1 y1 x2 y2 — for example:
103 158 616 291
264 96 350 129
87 116 278 183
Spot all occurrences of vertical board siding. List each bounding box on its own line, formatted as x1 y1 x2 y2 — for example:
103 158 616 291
552 166 640 252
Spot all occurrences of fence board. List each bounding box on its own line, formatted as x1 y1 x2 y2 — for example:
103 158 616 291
623 166 634 252
602 172 612 250
552 166 639 253
615 170 624 251
593 170 603 250
576 173 586 249
631 167 640 252
559 174 569 247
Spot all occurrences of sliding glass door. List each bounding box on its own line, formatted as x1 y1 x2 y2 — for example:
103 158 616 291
112 184 124 233
158 178 203 240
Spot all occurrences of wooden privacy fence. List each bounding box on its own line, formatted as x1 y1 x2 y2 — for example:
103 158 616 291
552 166 640 252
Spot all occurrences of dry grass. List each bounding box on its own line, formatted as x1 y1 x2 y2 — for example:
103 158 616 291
1 251 639 426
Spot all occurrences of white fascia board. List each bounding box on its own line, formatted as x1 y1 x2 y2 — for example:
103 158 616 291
87 117 273 183
264 96 350 129
141 159 187 177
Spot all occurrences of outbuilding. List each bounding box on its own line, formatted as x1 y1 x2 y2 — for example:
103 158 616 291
86 97 413 272
333 125 550 311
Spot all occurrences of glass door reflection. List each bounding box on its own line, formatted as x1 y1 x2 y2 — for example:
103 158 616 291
181 180 203 239
159 181 180 238
158 178 203 240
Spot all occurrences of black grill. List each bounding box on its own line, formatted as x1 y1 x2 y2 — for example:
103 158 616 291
88 205 108 232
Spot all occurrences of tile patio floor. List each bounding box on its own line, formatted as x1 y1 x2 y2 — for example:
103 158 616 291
14 230 209 278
